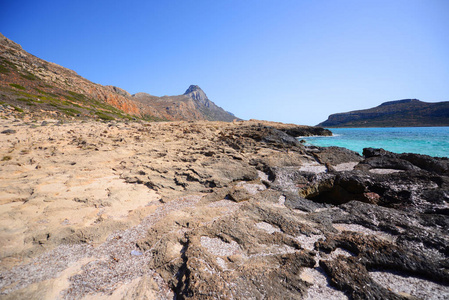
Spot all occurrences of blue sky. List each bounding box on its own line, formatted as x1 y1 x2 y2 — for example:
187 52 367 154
1 0 448 125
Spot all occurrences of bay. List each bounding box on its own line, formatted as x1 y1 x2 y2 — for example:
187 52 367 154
303 127 449 158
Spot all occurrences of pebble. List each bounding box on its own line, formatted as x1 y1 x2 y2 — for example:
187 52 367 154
1 129 16 134
131 250 143 256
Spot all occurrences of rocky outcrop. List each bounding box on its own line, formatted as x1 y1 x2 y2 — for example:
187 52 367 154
362 147 449 175
184 85 208 103
105 85 132 98
250 119 332 137
183 85 239 122
318 98 449 127
0 33 23 51
0 116 447 299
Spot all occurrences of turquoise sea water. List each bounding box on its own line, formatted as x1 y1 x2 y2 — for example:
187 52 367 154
303 127 449 158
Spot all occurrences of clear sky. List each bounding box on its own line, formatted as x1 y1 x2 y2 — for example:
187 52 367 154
1 0 448 125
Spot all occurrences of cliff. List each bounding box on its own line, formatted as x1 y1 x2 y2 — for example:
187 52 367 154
318 99 449 127
0 33 238 122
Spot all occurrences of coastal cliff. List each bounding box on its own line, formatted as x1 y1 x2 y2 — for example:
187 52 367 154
319 99 449 127
1 115 447 299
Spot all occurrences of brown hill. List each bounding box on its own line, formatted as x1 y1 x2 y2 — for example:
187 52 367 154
0 33 238 122
132 85 238 122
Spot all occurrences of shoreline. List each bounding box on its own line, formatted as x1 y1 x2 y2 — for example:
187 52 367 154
1 117 448 299
323 125 449 128
303 127 449 159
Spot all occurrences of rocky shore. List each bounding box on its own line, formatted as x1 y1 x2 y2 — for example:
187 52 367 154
0 116 448 299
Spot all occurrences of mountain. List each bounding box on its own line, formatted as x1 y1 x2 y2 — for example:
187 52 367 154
131 85 238 122
0 33 238 122
318 99 449 127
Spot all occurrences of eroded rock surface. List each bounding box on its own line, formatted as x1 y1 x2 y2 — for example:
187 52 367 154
0 117 447 299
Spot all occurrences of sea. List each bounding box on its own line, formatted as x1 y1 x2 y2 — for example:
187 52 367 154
303 127 449 158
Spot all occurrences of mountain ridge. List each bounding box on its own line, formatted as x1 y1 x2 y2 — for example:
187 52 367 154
318 98 449 127
0 33 238 122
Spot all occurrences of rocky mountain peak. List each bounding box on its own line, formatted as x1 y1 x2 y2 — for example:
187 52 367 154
184 85 208 102
184 85 203 94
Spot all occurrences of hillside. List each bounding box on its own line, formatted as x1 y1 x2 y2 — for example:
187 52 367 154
0 33 238 122
318 99 449 127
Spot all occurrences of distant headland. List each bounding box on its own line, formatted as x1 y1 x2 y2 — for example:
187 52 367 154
318 99 449 127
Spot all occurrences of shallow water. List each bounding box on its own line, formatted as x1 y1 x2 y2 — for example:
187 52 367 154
303 127 449 158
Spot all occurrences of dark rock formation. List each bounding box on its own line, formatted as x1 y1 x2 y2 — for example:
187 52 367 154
362 147 449 175
318 98 449 127
280 126 332 137
248 119 332 137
